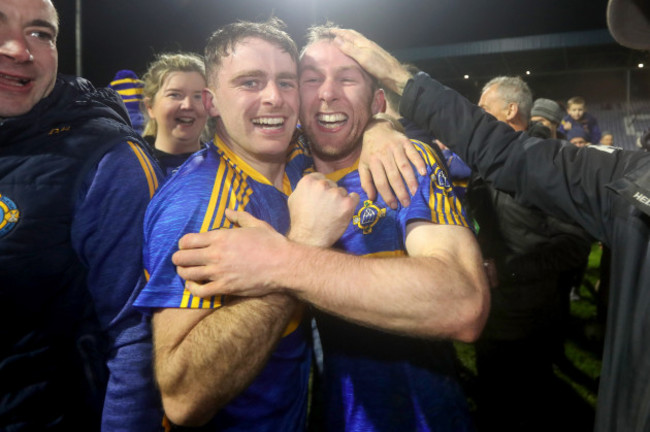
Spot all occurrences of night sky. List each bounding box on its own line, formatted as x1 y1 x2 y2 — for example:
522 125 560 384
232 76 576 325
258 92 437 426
53 0 610 87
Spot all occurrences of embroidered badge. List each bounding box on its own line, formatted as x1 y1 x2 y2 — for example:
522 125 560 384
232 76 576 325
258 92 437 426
0 194 20 238
434 170 451 188
352 200 386 234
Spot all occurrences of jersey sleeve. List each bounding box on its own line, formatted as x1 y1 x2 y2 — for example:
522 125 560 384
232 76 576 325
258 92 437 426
71 139 164 431
400 141 469 231
135 153 231 312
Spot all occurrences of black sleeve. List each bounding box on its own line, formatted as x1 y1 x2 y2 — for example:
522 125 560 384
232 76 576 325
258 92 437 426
400 72 650 245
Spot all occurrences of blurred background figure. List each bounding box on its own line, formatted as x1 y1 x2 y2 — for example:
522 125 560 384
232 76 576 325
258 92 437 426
600 131 614 146
559 96 602 145
567 127 590 147
141 52 208 177
467 75 594 432
531 98 565 139
108 69 146 135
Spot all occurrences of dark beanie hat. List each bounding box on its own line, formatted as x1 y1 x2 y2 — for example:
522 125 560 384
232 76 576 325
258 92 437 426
566 127 588 141
531 98 563 125
108 70 146 135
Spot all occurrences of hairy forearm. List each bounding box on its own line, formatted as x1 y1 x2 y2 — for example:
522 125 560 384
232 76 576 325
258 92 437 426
273 241 487 341
153 294 297 426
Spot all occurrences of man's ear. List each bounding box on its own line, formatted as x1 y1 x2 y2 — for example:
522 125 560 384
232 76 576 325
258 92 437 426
371 88 386 115
505 102 519 122
203 88 220 117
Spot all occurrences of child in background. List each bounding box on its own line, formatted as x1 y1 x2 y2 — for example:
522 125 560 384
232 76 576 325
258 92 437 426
558 96 601 144
600 131 614 146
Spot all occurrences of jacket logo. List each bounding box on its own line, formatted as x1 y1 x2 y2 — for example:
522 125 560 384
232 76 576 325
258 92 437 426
0 194 20 238
633 192 650 207
352 200 386 234
48 125 71 135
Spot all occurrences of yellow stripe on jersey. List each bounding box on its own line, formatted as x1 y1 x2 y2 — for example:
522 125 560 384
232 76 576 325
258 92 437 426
182 139 262 309
200 161 228 233
180 284 192 308
122 98 141 103
324 160 359 183
362 250 407 258
127 141 158 198
215 134 291 193
411 141 468 228
282 305 305 337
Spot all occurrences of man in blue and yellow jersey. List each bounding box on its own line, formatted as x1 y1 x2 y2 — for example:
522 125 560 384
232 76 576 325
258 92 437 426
173 24 490 431
134 19 362 431
0 0 164 431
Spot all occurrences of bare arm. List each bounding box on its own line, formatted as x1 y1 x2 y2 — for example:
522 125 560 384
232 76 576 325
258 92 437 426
179 219 489 342
282 221 489 341
152 295 297 427
152 208 302 427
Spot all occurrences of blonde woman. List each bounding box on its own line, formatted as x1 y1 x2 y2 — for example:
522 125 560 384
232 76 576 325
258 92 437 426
142 52 208 176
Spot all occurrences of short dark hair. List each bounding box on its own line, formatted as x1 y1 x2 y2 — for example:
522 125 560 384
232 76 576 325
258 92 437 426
204 17 298 86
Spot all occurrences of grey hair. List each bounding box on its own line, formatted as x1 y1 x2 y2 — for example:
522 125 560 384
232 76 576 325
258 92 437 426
482 76 533 121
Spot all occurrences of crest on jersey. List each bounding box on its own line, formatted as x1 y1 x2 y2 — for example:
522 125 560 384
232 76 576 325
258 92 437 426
0 194 20 238
434 170 451 188
353 200 386 234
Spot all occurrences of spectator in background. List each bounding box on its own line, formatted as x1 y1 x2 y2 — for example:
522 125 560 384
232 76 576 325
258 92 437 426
464 75 594 431
478 76 531 132
559 96 602 144
108 69 146 134
567 127 590 147
600 131 614 146
530 98 565 139
141 53 208 176
638 129 650 152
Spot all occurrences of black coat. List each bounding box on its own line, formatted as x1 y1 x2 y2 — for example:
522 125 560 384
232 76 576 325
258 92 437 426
401 72 650 432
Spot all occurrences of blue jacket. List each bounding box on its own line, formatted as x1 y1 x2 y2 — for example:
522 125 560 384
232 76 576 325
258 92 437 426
0 76 163 431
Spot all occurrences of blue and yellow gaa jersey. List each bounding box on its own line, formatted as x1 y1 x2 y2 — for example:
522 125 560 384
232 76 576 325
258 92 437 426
135 135 312 431
316 140 474 432
327 139 467 257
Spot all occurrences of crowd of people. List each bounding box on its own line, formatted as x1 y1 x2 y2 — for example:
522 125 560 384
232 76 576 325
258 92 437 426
1 0 649 431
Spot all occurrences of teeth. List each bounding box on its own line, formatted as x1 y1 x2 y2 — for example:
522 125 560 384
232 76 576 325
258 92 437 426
317 113 347 123
252 117 284 128
253 117 284 126
0 73 29 86
176 117 194 124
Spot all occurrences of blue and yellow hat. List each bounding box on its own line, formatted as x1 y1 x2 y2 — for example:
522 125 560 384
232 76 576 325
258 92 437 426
108 69 145 134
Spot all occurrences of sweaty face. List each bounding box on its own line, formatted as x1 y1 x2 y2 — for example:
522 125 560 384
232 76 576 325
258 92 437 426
299 40 383 170
0 0 58 117
478 85 508 122
147 71 207 154
568 104 584 121
206 37 299 170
